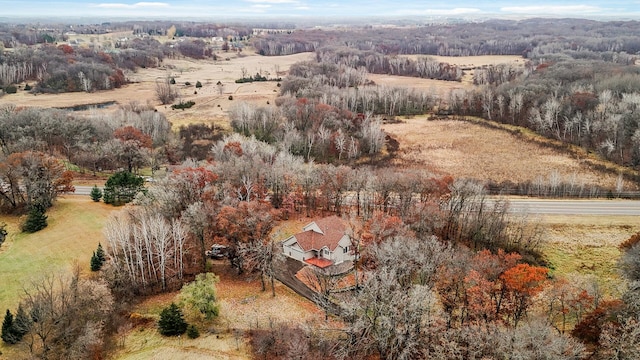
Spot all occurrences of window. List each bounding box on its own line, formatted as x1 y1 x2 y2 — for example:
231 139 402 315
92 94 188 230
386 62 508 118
343 246 349 253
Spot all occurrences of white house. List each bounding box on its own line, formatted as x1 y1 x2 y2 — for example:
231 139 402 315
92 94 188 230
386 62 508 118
282 216 355 269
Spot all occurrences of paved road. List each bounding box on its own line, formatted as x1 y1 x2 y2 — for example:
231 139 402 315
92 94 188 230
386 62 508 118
73 185 95 196
71 186 638 216
504 199 640 216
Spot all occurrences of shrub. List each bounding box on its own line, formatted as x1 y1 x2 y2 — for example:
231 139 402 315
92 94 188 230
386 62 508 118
90 243 106 271
195 81 202 88
171 100 195 110
186 324 200 339
4 85 17 94
23 83 32 91
228 95 233 100
158 303 188 336
1 310 17 344
0 223 6 248
185 81 191 86
169 77 176 84
1 306 30 344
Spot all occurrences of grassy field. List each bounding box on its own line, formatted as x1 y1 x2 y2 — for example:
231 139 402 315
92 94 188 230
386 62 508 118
0 196 115 312
540 215 638 296
382 116 638 190
0 196 116 356
0 51 312 130
111 260 325 360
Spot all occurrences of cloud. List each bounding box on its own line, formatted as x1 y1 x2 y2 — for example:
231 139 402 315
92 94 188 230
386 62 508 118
94 2 170 9
244 0 298 3
500 5 602 14
252 4 272 8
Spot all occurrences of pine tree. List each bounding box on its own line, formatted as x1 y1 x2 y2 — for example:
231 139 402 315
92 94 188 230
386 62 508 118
21 205 47 233
90 243 107 271
90 185 103 202
158 303 188 336
96 243 106 263
12 305 30 340
1 309 17 344
90 252 101 271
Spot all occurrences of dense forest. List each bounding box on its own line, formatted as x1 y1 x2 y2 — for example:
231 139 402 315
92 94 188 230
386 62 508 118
1 18 640 359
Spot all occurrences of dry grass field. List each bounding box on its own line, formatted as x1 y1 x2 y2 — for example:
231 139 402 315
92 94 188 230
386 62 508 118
540 214 638 295
0 51 313 129
396 54 525 86
111 260 325 360
382 116 637 190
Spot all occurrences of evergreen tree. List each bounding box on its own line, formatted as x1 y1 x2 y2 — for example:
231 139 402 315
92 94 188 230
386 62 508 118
96 243 106 263
90 252 101 272
90 243 107 271
0 223 7 248
158 303 188 336
1 309 17 344
12 305 30 340
103 171 145 206
90 185 103 202
21 205 47 233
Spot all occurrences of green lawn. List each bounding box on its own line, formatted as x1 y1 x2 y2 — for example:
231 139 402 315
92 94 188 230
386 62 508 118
0 196 116 312
544 243 623 295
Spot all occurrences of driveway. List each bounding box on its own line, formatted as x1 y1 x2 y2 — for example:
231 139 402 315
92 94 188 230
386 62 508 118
275 257 341 316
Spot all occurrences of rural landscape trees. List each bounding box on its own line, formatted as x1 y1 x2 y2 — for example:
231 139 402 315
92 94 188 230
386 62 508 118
0 16 639 360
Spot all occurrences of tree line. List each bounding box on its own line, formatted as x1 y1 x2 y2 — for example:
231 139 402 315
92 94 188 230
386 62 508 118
251 18 640 57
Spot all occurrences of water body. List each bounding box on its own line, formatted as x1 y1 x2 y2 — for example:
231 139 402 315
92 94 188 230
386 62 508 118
55 100 116 111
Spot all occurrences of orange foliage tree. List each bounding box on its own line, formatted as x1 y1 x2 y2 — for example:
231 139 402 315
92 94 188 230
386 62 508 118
440 249 547 327
113 126 153 172
215 201 280 273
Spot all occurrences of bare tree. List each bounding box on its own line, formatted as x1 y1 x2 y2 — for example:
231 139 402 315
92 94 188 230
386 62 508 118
340 267 441 359
19 267 114 359
238 235 282 296
155 77 178 105
104 208 189 292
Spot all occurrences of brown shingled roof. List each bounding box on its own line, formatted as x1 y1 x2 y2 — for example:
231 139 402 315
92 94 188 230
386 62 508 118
294 216 346 252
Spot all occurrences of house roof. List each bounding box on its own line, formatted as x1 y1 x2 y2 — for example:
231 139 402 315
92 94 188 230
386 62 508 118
304 257 334 268
293 216 347 252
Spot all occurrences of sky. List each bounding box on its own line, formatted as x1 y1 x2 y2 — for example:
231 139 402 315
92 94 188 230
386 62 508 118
2 0 640 20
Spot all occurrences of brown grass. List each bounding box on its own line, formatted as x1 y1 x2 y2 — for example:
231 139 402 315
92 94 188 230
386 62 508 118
382 116 636 189
111 260 325 360
0 51 313 129
540 215 638 295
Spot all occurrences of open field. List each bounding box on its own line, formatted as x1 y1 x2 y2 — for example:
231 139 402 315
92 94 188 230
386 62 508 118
0 196 116 357
0 51 313 129
399 54 525 85
0 196 115 312
539 214 639 295
111 260 325 360
382 116 638 190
